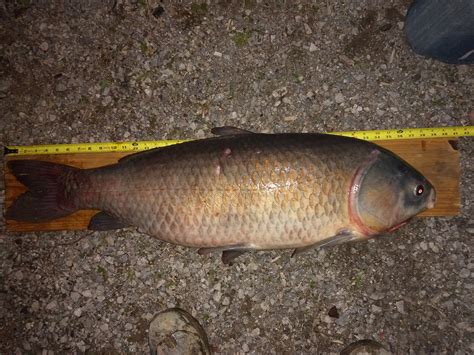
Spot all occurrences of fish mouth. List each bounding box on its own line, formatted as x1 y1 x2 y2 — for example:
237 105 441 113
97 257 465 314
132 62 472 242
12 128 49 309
427 188 437 209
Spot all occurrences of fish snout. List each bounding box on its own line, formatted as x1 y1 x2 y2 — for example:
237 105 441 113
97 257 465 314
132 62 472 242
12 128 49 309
427 188 437 209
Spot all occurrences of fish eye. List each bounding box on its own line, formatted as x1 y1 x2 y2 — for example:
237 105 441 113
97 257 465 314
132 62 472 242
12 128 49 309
414 184 424 196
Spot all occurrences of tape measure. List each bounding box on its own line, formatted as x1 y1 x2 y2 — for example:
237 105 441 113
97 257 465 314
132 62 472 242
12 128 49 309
4 126 473 156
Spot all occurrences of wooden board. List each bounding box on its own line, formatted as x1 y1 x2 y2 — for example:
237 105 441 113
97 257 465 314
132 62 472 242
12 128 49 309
4 139 460 232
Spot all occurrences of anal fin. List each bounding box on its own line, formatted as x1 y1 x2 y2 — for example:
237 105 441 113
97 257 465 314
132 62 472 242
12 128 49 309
88 211 130 231
198 244 249 265
292 231 357 257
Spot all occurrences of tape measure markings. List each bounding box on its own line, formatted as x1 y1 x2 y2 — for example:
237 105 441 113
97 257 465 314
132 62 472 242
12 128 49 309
4 126 473 156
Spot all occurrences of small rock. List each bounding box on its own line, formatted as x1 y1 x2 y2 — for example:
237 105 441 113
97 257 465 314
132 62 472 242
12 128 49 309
328 306 339 318
459 268 470 278
251 327 260 336
284 115 297 122
70 292 80 302
213 51 222 57
213 291 222 303
335 93 345 104
102 96 112 106
222 296 230 306
14 270 24 281
152 5 164 18
395 300 405 314
56 83 67 92
420 241 428 251
242 343 249 352
39 41 49 51
117 296 124 304
371 305 382 313
282 97 291 104
466 228 474 235
46 301 57 310
0 79 11 93
82 290 93 298
125 323 133 330
31 301 40 312
309 43 317 52
100 323 109 332
304 23 312 35
74 308 82 317
272 87 288 98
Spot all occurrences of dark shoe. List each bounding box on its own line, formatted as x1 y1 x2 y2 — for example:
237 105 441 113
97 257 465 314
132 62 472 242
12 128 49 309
405 0 474 64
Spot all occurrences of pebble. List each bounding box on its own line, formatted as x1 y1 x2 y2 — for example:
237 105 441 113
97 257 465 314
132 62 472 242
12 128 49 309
222 296 230 306
251 328 260 336
39 41 49 51
46 301 57 310
70 292 80 302
420 241 428 251
459 269 470 278
102 96 113 106
335 93 344 103
73 308 82 317
213 291 222 303
117 296 124 304
31 301 40 312
395 300 406 314
56 83 67 92
309 43 317 52
371 305 382 313
466 228 474 235
82 290 93 298
14 270 24 281
0 79 11 92
125 323 133 330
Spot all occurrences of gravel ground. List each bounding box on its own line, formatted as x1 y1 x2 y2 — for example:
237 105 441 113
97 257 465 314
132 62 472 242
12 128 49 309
1 0 473 353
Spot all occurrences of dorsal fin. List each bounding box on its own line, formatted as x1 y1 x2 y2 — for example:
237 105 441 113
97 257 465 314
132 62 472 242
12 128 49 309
211 126 254 136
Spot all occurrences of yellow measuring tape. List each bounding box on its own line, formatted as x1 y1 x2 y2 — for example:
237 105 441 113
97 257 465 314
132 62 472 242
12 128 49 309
4 126 473 156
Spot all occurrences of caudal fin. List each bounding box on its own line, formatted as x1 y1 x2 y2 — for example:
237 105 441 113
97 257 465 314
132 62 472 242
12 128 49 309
6 160 80 222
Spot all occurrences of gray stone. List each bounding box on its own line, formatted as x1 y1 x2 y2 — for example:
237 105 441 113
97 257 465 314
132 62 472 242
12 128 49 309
335 93 345 104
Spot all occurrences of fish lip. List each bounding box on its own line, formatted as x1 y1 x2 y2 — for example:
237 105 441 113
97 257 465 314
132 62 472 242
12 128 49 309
427 188 437 209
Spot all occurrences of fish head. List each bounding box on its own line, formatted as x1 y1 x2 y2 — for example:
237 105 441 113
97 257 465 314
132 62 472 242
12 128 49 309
349 149 436 236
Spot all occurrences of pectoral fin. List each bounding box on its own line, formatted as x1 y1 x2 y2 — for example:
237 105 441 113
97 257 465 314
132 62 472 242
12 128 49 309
211 126 254 136
88 211 130 231
291 232 357 257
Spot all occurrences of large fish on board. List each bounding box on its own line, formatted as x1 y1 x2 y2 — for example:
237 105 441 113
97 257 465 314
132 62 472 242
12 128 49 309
6 127 436 263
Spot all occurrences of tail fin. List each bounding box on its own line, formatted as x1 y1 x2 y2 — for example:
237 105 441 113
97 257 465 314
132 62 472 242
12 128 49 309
6 160 81 222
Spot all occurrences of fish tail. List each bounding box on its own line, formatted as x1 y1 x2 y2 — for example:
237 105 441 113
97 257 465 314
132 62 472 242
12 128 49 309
6 160 83 222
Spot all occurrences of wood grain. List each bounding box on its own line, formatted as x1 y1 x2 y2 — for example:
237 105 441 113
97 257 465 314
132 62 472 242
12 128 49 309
4 138 460 232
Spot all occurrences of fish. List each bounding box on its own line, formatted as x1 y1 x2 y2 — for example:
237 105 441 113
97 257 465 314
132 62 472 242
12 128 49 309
6 127 436 263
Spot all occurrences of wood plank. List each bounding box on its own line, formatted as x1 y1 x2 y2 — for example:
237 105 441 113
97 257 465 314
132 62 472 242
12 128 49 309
4 138 460 232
